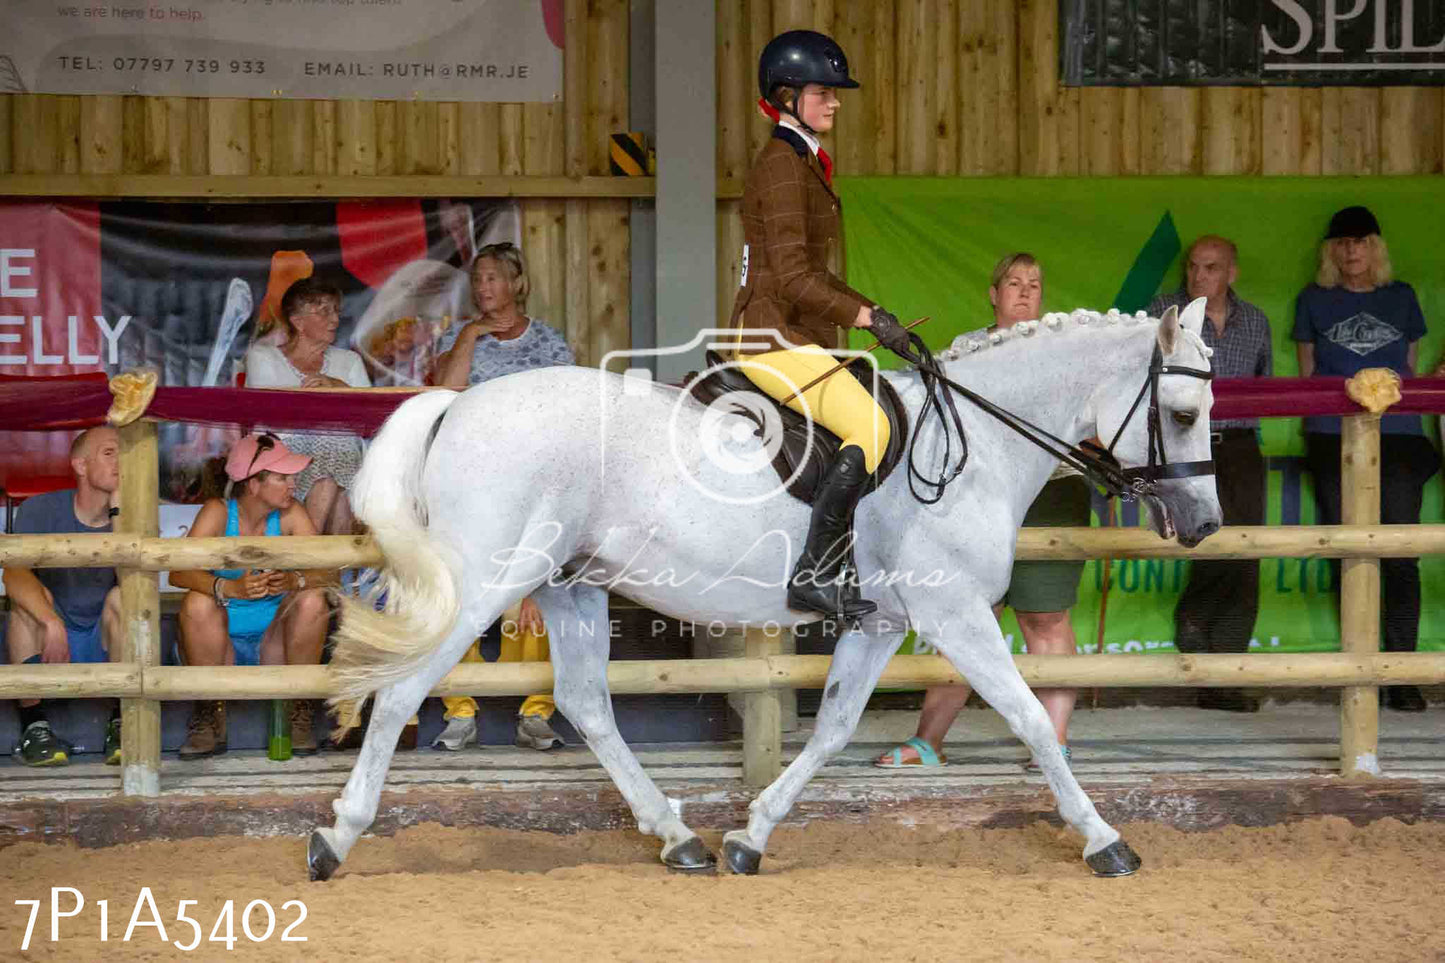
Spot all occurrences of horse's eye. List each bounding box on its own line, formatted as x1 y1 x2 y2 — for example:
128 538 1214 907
1171 410 1197 427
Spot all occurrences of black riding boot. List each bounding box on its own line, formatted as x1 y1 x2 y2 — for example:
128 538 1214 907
787 446 878 620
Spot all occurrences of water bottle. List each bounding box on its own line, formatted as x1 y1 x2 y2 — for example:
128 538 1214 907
267 699 292 761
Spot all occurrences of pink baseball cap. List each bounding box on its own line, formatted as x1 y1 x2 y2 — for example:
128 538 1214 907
225 433 312 481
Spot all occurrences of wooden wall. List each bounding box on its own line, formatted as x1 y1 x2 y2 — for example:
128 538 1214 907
2 2 1442 346
715 0 1445 322
0 0 632 368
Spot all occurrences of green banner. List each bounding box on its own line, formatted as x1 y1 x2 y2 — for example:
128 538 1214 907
838 176 1445 655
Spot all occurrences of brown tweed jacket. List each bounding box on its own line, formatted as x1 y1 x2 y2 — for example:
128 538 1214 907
729 127 870 355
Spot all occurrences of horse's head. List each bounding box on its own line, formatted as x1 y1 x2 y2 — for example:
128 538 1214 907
1096 298 1223 547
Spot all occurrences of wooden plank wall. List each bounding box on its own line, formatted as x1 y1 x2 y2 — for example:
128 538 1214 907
2 2 1442 342
0 0 631 367
715 0 1445 321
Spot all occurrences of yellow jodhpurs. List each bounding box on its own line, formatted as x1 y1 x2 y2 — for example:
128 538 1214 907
738 345 890 473
442 598 555 721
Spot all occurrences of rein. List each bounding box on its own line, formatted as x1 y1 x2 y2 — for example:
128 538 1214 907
889 331 1215 504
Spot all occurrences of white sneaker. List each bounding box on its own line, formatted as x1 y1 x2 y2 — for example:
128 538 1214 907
431 715 477 751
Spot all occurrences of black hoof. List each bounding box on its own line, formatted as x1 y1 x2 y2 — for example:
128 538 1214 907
307 831 341 882
723 838 762 876
663 836 718 875
1086 839 1142 878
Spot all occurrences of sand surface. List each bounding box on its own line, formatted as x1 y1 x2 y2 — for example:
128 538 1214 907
4 817 1443 961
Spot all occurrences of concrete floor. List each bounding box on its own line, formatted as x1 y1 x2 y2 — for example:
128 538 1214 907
4 703 1442 805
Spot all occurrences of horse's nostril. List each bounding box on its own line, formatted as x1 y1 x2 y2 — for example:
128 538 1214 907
1196 520 1220 539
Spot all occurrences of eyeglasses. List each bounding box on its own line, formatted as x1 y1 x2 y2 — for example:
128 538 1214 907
245 433 280 476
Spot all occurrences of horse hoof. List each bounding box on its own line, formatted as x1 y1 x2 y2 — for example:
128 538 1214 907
662 837 718 875
307 831 341 882
1086 839 1142 878
723 838 762 876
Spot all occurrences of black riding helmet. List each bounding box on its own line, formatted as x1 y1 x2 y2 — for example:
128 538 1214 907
758 29 859 133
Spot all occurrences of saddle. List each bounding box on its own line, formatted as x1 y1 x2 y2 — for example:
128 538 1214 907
686 350 909 505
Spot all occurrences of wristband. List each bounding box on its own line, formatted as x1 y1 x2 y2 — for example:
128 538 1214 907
212 576 230 609
296 573 307 590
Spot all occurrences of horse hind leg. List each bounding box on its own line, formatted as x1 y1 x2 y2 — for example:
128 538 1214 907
932 605 1141 877
723 622 906 875
533 582 716 874
309 599 504 881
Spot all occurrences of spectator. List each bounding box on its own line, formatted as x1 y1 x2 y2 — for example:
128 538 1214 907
243 277 371 535
1149 236 1272 712
4 427 123 767
428 243 574 752
876 253 1088 770
433 242 574 388
168 433 332 758
1294 205 1435 713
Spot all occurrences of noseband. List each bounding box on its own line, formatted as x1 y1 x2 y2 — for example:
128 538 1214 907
891 332 1216 504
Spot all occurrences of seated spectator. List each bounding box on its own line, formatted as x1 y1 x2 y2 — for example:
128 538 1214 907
4 426 123 767
429 243 574 752
168 433 331 759
1149 235 1272 713
243 277 371 535
1294 205 1436 713
876 253 1088 770
433 242 574 388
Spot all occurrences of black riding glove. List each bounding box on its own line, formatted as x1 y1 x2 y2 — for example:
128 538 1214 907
868 307 912 355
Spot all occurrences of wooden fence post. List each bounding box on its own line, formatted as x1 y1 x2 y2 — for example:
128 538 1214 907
741 626 783 787
117 420 162 796
1339 412 1381 778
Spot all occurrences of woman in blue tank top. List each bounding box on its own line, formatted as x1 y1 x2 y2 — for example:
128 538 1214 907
168 433 333 758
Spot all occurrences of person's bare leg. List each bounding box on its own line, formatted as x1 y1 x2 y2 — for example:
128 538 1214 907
6 599 52 709
267 587 329 666
177 591 233 667
304 478 340 535
101 586 122 662
1016 609 1079 744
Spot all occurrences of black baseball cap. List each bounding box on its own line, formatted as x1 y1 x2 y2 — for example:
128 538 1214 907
1326 205 1381 239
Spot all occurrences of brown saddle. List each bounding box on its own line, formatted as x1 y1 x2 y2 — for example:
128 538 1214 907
685 350 909 505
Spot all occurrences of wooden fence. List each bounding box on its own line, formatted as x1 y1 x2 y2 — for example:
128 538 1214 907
2 409 1441 793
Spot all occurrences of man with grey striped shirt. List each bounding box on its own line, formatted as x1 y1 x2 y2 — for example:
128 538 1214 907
1149 235 1272 713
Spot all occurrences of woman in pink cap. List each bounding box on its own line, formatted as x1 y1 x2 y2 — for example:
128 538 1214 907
168 432 332 759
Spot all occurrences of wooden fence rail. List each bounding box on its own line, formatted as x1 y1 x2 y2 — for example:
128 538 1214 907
0 411 1424 792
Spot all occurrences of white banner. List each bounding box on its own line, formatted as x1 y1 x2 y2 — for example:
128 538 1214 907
0 0 563 102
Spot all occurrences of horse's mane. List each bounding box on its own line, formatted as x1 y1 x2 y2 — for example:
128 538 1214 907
938 308 1213 366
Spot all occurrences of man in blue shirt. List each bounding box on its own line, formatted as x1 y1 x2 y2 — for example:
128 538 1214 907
5 426 124 764
1293 205 1436 712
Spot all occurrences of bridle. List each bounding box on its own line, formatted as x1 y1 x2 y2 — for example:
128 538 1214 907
890 329 1216 504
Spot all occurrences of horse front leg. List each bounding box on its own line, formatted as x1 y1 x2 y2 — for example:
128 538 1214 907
723 621 906 875
535 583 717 873
308 619 485 881
930 602 1141 877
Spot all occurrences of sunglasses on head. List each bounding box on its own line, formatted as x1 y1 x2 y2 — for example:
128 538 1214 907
245 433 281 476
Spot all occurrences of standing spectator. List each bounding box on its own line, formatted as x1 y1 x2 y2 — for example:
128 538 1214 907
1294 205 1435 713
5 427 123 767
428 243 575 752
244 277 371 535
168 433 333 758
876 254 1088 770
1150 236 1273 712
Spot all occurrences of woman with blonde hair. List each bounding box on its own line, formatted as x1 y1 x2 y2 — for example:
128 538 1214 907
1293 205 1435 713
429 242 575 752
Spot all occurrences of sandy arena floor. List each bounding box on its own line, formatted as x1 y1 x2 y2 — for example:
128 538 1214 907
4 816 1444 961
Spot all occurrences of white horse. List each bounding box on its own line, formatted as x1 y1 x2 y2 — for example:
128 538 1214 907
307 299 1221 881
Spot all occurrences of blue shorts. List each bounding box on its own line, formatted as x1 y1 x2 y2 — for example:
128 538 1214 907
226 597 281 667
64 619 107 664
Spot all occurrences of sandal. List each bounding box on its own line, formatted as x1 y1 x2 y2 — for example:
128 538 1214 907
874 736 947 769
1023 745 1072 773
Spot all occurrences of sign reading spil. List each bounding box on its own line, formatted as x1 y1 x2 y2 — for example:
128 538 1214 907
1062 0 1445 86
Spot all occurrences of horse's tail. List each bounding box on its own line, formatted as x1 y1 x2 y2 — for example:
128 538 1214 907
328 388 464 706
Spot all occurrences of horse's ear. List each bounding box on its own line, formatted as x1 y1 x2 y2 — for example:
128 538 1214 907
1156 304 1179 355
1179 297 1207 338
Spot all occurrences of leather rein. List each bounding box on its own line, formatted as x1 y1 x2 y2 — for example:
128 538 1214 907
888 332 1216 505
